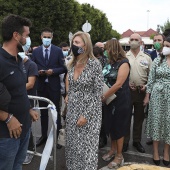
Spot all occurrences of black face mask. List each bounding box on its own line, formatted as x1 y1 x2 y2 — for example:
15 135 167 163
71 44 84 57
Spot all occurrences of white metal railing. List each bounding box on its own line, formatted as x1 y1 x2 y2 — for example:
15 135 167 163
28 95 57 170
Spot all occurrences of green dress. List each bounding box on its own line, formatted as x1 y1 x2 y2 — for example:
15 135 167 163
146 57 170 144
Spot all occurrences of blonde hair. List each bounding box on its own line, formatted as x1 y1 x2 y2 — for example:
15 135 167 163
105 39 126 64
67 31 95 70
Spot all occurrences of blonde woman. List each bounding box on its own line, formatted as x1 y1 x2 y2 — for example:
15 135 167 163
65 31 104 170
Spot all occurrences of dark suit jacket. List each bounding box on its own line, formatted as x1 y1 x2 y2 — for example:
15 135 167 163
145 49 157 61
32 44 67 92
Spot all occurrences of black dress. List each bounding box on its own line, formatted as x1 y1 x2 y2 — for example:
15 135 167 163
103 58 131 140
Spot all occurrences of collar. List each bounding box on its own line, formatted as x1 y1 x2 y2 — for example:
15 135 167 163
42 44 51 51
127 50 145 57
0 47 22 62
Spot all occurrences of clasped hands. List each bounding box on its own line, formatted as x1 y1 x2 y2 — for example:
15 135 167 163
39 69 53 76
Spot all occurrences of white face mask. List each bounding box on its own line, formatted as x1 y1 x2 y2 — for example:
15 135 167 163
162 47 170 56
130 41 140 49
42 38 52 46
22 37 31 52
18 52 28 60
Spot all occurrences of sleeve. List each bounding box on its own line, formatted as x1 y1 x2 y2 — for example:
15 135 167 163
148 57 153 73
81 60 104 120
146 58 158 93
28 62 39 77
52 48 67 75
0 82 11 112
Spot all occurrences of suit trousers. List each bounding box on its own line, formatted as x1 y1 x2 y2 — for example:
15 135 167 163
38 83 61 138
124 90 145 144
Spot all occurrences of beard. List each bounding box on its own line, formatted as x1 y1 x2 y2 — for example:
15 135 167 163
17 43 24 52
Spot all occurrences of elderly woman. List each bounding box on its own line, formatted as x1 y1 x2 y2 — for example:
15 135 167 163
65 31 104 170
102 39 131 169
144 35 170 166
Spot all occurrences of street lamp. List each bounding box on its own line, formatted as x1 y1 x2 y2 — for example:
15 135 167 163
157 25 160 33
147 10 150 30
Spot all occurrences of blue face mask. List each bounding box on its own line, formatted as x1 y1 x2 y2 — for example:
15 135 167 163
42 38 52 47
22 37 31 52
62 51 68 57
18 52 28 60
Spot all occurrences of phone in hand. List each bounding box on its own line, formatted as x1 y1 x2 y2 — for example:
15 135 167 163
39 70 46 74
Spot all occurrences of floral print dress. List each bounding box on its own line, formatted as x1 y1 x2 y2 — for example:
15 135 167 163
65 58 104 170
146 57 170 144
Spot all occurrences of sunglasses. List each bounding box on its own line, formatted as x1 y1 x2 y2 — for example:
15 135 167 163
130 39 139 41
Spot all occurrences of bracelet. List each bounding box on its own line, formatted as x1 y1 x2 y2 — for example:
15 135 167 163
5 114 13 124
4 113 10 122
101 95 105 100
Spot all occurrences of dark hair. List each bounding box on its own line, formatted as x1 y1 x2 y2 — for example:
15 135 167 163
1 14 32 41
105 39 126 63
41 28 53 35
59 42 69 48
159 35 170 64
93 46 103 57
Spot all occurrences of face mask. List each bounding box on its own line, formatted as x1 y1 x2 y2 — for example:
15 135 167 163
130 41 140 49
42 38 52 47
162 47 170 56
22 37 31 52
104 50 108 58
71 44 84 57
154 42 161 51
18 52 28 60
62 51 68 57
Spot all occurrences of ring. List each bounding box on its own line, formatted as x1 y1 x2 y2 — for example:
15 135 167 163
20 124 23 126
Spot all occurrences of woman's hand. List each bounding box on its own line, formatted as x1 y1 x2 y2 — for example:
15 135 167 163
143 93 150 106
65 95 68 104
101 95 106 103
77 115 87 127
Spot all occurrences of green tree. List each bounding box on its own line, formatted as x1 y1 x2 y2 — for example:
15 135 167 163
0 0 83 46
160 18 170 33
0 0 120 46
80 3 120 44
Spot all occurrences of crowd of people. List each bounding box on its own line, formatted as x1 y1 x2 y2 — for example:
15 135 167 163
0 14 170 170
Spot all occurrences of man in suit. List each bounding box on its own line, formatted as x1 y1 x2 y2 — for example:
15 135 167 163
147 33 165 61
32 28 67 148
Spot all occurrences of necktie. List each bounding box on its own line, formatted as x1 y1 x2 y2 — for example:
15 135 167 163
45 49 49 65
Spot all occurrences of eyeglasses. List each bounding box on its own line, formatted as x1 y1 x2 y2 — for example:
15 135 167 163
130 39 139 41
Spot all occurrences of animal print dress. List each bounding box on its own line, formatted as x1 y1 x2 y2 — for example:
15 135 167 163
65 58 104 170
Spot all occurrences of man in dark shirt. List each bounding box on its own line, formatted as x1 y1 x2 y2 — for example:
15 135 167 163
0 14 38 170
19 53 39 164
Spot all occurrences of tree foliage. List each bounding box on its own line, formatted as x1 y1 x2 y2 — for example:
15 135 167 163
80 3 120 44
0 0 120 46
160 18 170 33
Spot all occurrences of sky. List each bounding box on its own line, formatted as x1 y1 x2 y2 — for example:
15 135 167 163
76 0 170 34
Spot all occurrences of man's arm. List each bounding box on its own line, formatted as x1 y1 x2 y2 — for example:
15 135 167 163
52 48 67 75
0 82 11 112
0 83 22 138
26 76 36 90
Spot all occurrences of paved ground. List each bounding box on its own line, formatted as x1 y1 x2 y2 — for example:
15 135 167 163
23 108 170 170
